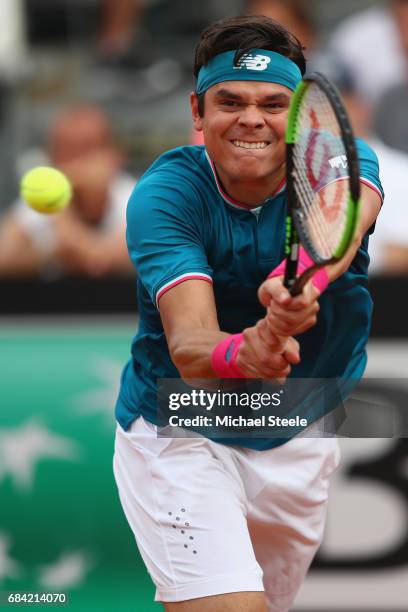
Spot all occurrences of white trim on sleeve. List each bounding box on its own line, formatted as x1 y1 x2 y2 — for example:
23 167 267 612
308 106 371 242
156 273 213 308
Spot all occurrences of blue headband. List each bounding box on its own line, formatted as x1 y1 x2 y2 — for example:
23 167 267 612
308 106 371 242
196 49 302 95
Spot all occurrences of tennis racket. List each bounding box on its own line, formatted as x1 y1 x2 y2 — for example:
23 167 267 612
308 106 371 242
284 72 361 296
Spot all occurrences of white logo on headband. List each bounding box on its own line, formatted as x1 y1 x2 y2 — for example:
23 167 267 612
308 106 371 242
235 54 271 71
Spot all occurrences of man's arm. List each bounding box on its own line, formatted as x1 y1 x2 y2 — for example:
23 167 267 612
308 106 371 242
53 211 133 277
325 183 382 281
382 244 408 273
0 215 44 276
159 279 299 381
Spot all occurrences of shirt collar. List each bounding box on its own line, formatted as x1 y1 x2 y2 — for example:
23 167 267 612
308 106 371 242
205 150 286 211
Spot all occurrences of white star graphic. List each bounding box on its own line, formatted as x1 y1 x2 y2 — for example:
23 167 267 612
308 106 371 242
71 357 122 425
0 421 80 491
0 533 22 582
38 551 96 589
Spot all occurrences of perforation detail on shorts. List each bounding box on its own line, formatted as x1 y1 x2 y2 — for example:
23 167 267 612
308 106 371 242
166 508 198 553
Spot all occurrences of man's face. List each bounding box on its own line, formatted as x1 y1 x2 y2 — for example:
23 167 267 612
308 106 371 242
191 80 291 195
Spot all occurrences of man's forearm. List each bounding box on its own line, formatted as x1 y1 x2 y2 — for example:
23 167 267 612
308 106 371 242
325 230 363 283
169 328 230 378
326 183 382 283
169 323 298 381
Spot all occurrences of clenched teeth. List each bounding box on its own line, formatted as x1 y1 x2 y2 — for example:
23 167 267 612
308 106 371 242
232 140 269 150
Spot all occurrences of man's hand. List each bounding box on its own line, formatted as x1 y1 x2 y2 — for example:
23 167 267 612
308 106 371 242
258 276 321 337
160 279 299 382
53 211 106 276
235 318 300 380
52 208 130 277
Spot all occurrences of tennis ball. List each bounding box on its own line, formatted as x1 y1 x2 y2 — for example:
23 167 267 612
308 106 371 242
20 166 72 214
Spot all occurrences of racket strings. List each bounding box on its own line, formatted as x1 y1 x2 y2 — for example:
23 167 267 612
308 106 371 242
293 143 334 257
293 147 335 259
292 143 333 256
297 89 347 254
296 97 348 256
292 83 350 260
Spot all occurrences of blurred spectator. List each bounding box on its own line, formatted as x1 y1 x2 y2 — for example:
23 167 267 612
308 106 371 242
243 1 346 80
330 0 408 105
328 64 408 275
245 0 316 52
367 138 408 274
0 105 136 278
373 82 408 155
98 0 145 58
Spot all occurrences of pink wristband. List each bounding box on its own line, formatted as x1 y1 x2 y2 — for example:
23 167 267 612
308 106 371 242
211 333 246 378
268 247 329 294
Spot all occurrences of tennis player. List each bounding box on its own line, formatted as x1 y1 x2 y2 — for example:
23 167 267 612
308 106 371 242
114 16 383 612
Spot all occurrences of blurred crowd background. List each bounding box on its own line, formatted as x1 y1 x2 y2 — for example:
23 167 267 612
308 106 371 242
0 0 408 279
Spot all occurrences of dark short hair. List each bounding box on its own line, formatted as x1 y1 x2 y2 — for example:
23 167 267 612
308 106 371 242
193 15 306 116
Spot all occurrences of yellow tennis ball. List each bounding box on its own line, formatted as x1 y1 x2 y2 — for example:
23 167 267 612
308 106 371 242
20 166 72 214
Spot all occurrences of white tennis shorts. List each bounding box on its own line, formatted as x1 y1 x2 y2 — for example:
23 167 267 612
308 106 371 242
113 416 340 611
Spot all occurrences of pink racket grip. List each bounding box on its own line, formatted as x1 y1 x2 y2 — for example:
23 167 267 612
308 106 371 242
268 248 329 294
298 248 329 292
211 333 246 378
309 267 329 294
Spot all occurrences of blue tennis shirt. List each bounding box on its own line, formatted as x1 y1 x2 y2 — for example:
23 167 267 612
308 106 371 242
115 143 383 449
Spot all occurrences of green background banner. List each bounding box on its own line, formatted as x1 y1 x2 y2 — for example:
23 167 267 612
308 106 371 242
0 319 158 611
